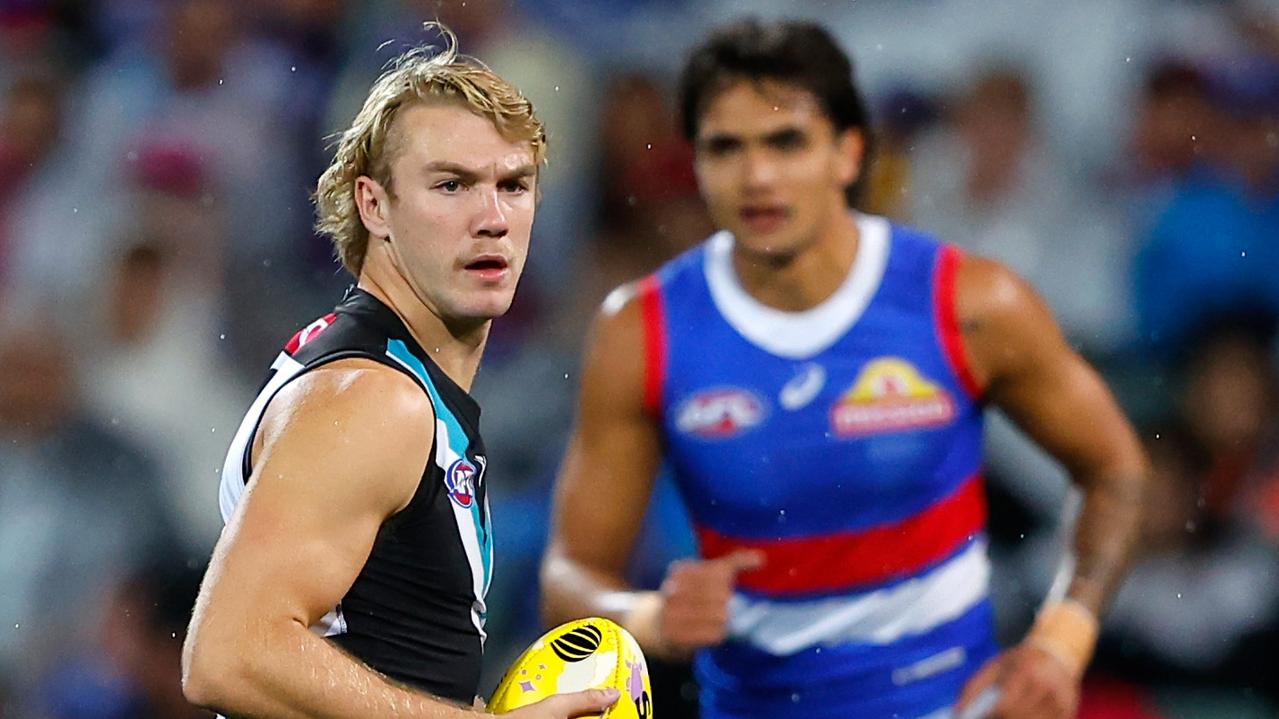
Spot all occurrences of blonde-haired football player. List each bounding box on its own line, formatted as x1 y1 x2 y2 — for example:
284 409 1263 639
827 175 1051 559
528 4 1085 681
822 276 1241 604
183 25 618 719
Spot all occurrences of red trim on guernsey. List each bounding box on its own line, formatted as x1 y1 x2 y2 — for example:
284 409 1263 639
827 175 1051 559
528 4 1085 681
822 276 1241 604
697 475 987 596
638 276 667 418
934 246 983 400
285 313 337 355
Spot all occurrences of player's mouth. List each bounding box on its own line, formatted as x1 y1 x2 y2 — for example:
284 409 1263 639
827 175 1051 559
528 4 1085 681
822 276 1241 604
463 254 510 282
739 205 790 234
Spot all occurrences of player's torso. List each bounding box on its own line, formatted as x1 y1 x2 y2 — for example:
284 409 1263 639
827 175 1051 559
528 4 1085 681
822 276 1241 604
649 216 995 719
218 289 492 704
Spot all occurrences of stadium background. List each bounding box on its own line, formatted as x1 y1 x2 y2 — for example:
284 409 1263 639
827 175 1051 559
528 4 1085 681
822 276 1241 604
1 0 1278 716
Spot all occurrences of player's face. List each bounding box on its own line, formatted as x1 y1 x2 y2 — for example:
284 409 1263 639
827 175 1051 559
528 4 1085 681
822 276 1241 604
378 103 537 326
693 79 861 260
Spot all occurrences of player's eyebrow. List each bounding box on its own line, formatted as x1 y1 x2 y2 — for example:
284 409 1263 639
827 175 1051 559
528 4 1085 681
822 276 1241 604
498 164 538 181
423 161 482 183
424 161 536 182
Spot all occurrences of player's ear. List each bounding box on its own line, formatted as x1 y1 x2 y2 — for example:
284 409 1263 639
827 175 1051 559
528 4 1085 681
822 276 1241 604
834 128 865 188
355 175 392 240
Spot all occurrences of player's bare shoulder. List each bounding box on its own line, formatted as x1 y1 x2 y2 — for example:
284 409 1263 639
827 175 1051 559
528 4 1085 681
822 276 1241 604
588 281 650 397
600 280 646 328
953 253 1071 391
255 357 437 514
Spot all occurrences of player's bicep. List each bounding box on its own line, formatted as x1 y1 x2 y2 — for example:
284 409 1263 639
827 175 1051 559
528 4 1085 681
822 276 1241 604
961 259 1141 477
550 293 662 575
196 364 434 634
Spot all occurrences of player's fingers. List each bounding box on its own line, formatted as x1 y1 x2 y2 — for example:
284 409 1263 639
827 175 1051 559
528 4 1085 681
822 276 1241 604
667 571 733 596
665 599 733 634
664 605 728 631
716 549 766 573
1042 676 1077 719
991 667 1035 718
955 657 1002 712
1008 682 1065 719
541 687 620 717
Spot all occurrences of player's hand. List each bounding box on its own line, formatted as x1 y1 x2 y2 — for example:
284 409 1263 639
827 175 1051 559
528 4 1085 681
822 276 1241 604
657 550 764 654
498 688 620 718
955 643 1079 719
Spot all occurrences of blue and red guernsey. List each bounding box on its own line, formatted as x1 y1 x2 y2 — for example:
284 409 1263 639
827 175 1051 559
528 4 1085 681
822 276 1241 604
639 214 995 719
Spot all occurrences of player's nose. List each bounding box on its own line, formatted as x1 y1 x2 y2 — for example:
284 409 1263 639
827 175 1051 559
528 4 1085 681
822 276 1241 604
472 186 509 238
741 148 779 190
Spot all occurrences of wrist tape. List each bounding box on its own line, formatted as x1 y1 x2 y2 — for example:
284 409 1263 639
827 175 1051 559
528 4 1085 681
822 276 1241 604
1026 599 1099 678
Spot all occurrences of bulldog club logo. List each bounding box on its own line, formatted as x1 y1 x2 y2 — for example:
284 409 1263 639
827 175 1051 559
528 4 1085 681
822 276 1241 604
674 388 766 438
831 357 954 436
445 458 477 508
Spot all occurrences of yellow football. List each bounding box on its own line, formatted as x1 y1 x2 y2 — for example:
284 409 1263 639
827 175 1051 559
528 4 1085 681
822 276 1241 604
489 617 653 718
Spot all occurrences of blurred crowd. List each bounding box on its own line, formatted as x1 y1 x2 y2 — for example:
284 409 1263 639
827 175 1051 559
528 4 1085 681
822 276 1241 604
1 0 1277 717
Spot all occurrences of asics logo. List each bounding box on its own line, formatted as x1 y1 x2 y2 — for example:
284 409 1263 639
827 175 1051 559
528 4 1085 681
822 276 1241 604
779 363 826 411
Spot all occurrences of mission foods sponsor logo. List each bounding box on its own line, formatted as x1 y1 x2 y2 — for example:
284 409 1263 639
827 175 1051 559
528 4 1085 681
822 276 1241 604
831 357 954 436
675 388 767 438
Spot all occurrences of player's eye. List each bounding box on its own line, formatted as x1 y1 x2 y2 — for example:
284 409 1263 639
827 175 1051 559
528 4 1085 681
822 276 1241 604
768 130 808 152
436 179 465 193
500 179 530 193
701 137 741 158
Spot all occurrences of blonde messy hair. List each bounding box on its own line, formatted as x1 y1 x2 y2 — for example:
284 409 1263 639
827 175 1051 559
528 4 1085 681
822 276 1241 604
314 24 547 276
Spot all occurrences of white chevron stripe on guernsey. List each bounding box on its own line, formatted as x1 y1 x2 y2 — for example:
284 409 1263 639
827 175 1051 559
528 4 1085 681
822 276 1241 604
432 413 489 643
218 352 305 521
726 540 990 655
386 341 491 644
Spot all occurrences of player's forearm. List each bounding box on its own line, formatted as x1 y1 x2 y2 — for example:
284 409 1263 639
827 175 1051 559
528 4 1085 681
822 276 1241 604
1020 463 1146 678
183 620 479 719
1065 462 1149 616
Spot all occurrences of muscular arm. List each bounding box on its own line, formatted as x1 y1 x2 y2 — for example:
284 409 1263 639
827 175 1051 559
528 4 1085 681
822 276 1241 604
541 288 664 628
182 360 477 719
957 257 1148 616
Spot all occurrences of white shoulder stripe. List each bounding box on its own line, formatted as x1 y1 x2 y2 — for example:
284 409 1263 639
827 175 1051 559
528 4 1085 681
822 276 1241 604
218 352 306 522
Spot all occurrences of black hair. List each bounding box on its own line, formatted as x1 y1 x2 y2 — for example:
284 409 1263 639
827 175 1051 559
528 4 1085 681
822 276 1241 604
677 18 874 205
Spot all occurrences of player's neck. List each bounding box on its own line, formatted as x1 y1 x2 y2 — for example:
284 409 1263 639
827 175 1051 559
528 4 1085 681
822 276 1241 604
356 274 488 393
730 209 859 312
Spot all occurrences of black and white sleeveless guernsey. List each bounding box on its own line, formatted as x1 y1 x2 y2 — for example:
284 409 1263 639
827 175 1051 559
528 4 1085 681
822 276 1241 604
217 288 492 703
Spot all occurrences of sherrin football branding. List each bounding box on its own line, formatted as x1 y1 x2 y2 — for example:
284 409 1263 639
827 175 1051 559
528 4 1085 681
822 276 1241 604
489 618 652 719
831 357 955 436
550 624 603 662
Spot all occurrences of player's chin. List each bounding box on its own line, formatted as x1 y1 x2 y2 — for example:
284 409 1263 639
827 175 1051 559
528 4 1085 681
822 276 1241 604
733 233 804 262
458 290 518 321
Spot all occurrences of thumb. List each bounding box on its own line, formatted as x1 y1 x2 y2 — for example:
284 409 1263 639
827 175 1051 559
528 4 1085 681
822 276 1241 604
717 549 765 573
955 657 1002 714
542 687 620 717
